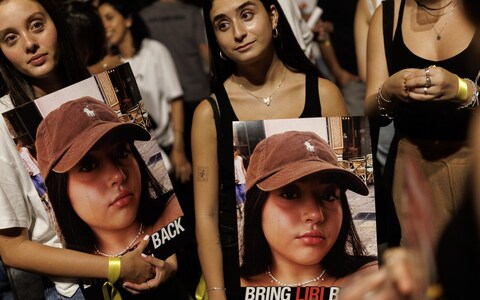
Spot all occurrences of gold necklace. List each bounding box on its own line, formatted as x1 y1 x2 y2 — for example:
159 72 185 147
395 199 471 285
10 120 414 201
234 67 287 106
420 2 457 41
94 223 144 257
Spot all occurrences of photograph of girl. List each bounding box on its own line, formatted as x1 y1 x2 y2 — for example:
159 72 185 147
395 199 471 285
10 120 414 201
35 96 189 299
240 130 377 289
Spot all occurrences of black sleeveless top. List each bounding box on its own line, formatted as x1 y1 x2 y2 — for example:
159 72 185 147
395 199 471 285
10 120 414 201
389 0 480 141
212 73 322 299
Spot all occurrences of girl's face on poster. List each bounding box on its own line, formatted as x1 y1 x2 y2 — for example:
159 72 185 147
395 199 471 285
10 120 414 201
262 177 343 267
209 0 278 64
67 138 142 233
98 3 130 47
0 0 59 80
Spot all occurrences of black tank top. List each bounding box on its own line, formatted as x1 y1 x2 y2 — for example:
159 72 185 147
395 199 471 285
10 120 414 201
390 0 480 141
213 73 322 299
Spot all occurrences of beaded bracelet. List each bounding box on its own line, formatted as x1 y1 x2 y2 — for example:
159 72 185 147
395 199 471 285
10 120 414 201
458 78 479 109
376 85 395 119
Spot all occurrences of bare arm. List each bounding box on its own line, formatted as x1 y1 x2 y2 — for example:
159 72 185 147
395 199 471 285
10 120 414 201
0 228 154 285
354 0 371 83
170 98 192 183
365 5 392 116
318 78 349 116
191 99 226 300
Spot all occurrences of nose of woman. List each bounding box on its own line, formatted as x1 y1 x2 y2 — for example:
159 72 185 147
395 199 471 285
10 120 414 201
108 161 127 187
302 196 325 224
23 32 39 54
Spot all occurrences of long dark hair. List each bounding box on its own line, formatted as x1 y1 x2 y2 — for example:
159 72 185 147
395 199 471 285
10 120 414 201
240 186 376 279
98 0 150 54
45 142 170 253
202 0 323 91
0 0 90 106
63 0 107 66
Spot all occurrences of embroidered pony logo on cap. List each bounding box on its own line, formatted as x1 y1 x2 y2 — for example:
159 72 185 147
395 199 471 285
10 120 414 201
304 140 315 152
83 106 95 117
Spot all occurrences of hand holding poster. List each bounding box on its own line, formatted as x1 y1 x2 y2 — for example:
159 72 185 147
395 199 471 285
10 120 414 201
2 63 189 299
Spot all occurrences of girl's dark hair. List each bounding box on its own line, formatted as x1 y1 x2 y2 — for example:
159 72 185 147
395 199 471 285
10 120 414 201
202 0 323 91
63 0 107 66
45 142 170 253
0 0 90 106
98 0 150 53
240 186 376 279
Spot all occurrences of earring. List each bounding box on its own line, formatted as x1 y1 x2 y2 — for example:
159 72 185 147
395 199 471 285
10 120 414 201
219 51 227 60
273 28 278 38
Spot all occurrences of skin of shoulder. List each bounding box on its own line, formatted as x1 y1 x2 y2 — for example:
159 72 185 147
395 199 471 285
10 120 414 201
318 78 349 116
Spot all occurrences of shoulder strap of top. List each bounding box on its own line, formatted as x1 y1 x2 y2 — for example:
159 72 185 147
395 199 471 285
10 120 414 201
205 95 222 142
302 73 322 117
382 0 395 71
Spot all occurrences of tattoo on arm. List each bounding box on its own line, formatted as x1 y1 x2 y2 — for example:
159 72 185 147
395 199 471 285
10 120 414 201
198 166 209 182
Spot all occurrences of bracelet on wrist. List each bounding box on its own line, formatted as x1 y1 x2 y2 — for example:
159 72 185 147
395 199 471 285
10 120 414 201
206 287 227 292
376 84 395 119
102 257 122 300
457 78 479 109
455 76 469 102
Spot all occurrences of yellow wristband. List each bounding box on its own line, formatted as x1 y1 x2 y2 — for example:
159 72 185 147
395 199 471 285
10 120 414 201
456 76 469 102
107 257 121 283
102 257 122 300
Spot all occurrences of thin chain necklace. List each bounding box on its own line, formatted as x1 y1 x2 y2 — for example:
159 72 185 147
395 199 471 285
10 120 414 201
415 0 454 11
266 266 327 287
234 66 287 106
94 223 144 257
420 2 457 41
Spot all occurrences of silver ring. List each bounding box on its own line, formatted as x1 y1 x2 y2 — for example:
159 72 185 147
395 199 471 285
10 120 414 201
424 86 428 95
145 282 151 289
425 76 431 88
425 67 430 77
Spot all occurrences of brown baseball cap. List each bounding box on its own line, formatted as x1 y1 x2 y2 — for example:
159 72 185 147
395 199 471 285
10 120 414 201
245 130 369 195
36 96 150 180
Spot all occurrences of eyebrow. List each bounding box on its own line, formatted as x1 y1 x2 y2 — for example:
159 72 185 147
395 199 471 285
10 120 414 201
212 1 257 23
0 12 46 38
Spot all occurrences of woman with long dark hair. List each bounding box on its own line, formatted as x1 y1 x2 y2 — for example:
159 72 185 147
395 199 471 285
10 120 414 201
192 0 348 298
36 97 187 299
240 131 377 287
0 0 162 298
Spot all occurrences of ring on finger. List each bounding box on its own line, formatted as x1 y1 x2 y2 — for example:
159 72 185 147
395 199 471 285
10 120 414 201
145 282 151 290
425 76 431 88
424 86 428 95
425 67 430 77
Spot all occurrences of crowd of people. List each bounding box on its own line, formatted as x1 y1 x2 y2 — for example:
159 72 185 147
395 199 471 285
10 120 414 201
0 0 478 299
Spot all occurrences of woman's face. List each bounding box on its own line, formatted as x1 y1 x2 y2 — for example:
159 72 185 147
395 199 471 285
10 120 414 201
98 3 130 46
0 0 59 79
209 0 278 64
261 178 343 267
67 139 142 233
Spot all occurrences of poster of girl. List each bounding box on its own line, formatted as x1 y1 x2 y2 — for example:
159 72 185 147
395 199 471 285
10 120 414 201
239 125 377 293
35 97 189 299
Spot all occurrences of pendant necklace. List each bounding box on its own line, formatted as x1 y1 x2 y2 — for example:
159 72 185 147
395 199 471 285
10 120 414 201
419 1 457 41
266 266 327 287
234 66 287 106
94 223 144 257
